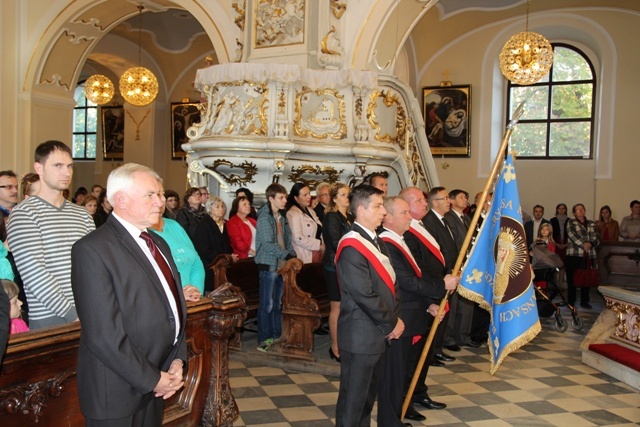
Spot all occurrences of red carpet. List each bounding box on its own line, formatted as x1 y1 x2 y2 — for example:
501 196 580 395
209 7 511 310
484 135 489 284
588 343 640 372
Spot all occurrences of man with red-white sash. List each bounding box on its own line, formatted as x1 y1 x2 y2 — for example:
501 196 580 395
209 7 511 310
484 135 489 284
378 196 445 425
399 187 459 412
334 185 404 427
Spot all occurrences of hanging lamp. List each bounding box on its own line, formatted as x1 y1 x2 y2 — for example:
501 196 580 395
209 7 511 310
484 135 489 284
499 0 553 85
119 4 158 106
83 74 114 105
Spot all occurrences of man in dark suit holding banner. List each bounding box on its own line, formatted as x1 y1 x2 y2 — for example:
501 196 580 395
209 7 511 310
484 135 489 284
399 187 458 412
379 196 444 424
334 185 404 427
423 186 460 357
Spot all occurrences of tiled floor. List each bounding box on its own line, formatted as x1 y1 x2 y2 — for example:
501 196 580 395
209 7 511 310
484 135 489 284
229 298 639 426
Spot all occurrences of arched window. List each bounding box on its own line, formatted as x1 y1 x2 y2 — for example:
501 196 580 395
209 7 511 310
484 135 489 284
72 84 98 159
506 43 596 159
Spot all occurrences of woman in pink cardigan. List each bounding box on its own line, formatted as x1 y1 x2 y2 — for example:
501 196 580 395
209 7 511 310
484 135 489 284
285 183 324 263
227 196 257 258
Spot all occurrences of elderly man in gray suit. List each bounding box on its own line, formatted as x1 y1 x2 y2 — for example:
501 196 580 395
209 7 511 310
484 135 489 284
72 163 187 427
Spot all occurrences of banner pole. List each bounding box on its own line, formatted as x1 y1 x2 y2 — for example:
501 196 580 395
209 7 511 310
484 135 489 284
400 103 525 420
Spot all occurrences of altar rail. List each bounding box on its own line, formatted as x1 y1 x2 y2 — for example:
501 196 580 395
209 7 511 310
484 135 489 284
597 241 640 290
581 286 640 390
0 293 245 426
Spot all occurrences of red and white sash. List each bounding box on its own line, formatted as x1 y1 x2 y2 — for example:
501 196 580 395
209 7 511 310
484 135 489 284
379 230 422 278
408 218 445 266
336 231 396 295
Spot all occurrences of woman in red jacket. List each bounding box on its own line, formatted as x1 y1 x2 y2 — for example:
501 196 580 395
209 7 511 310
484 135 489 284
227 196 257 258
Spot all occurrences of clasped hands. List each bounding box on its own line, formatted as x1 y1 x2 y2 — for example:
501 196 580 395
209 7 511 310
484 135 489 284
386 318 405 341
154 359 185 399
182 285 201 302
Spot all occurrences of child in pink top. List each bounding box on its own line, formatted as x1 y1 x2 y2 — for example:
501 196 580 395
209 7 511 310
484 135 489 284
1 280 29 334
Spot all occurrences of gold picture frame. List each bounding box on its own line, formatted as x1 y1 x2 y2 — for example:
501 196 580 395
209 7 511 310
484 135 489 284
171 102 200 159
423 85 471 157
101 105 124 160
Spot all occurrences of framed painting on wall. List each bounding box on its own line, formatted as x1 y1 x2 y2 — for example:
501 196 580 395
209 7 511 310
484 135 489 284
101 105 124 160
423 85 471 157
171 102 200 159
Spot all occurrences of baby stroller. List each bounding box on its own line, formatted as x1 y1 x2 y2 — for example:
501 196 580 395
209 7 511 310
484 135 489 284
531 242 583 332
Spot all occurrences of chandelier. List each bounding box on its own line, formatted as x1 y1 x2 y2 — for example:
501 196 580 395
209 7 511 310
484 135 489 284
84 74 114 105
118 4 158 106
499 0 553 85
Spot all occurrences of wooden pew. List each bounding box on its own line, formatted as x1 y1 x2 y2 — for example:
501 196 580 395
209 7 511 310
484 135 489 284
211 255 331 360
0 293 245 427
274 258 323 361
212 255 259 349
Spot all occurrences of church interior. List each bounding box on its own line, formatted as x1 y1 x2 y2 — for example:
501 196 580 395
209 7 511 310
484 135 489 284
0 0 639 426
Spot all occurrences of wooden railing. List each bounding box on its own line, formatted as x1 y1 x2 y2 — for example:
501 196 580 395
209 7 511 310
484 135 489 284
597 241 640 290
0 288 246 427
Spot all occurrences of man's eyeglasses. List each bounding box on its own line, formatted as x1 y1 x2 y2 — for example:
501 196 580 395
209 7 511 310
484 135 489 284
0 185 18 190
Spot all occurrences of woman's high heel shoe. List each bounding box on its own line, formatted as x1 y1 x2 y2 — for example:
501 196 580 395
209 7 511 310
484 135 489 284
328 348 341 362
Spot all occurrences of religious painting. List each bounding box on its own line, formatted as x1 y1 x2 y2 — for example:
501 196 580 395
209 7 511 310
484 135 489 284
423 85 471 157
171 102 200 159
255 0 305 48
101 106 124 160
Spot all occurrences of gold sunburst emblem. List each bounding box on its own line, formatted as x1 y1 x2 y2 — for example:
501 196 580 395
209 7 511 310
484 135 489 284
493 226 528 303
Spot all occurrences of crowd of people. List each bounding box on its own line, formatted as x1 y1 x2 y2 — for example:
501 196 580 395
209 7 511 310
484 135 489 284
0 142 638 426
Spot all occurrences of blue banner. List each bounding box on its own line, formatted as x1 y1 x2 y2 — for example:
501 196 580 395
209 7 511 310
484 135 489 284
459 153 541 374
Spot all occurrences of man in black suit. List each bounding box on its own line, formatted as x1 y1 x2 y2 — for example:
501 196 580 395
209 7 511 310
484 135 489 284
380 196 445 424
399 187 458 411
444 189 481 349
335 185 404 427
368 172 389 197
423 187 459 357
72 163 187 426
313 182 331 223
524 204 550 248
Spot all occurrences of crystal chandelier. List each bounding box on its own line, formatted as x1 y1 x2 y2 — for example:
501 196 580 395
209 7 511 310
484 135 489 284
119 4 158 106
499 0 553 86
84 74 114 105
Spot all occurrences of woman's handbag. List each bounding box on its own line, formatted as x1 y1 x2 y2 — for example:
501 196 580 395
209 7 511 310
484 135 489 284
573 254 600 288
311 250 324 263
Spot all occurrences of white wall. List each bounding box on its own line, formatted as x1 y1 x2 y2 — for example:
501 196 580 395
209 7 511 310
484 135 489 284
412 7 639 221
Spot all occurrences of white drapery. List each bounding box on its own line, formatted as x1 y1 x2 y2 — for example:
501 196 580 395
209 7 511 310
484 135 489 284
194 63 378 90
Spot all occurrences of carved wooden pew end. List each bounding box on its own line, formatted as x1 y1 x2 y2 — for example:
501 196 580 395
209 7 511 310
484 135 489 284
210 255 331 360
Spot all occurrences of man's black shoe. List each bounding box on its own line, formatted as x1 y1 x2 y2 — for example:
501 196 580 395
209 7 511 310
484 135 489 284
429 360 445 367
462 339 482 348
413 396 447 410
404 405 426 421
444 344 461 352
435 353 455 362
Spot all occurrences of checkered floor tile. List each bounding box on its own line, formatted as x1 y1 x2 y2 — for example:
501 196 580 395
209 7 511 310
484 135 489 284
229 299 639 426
